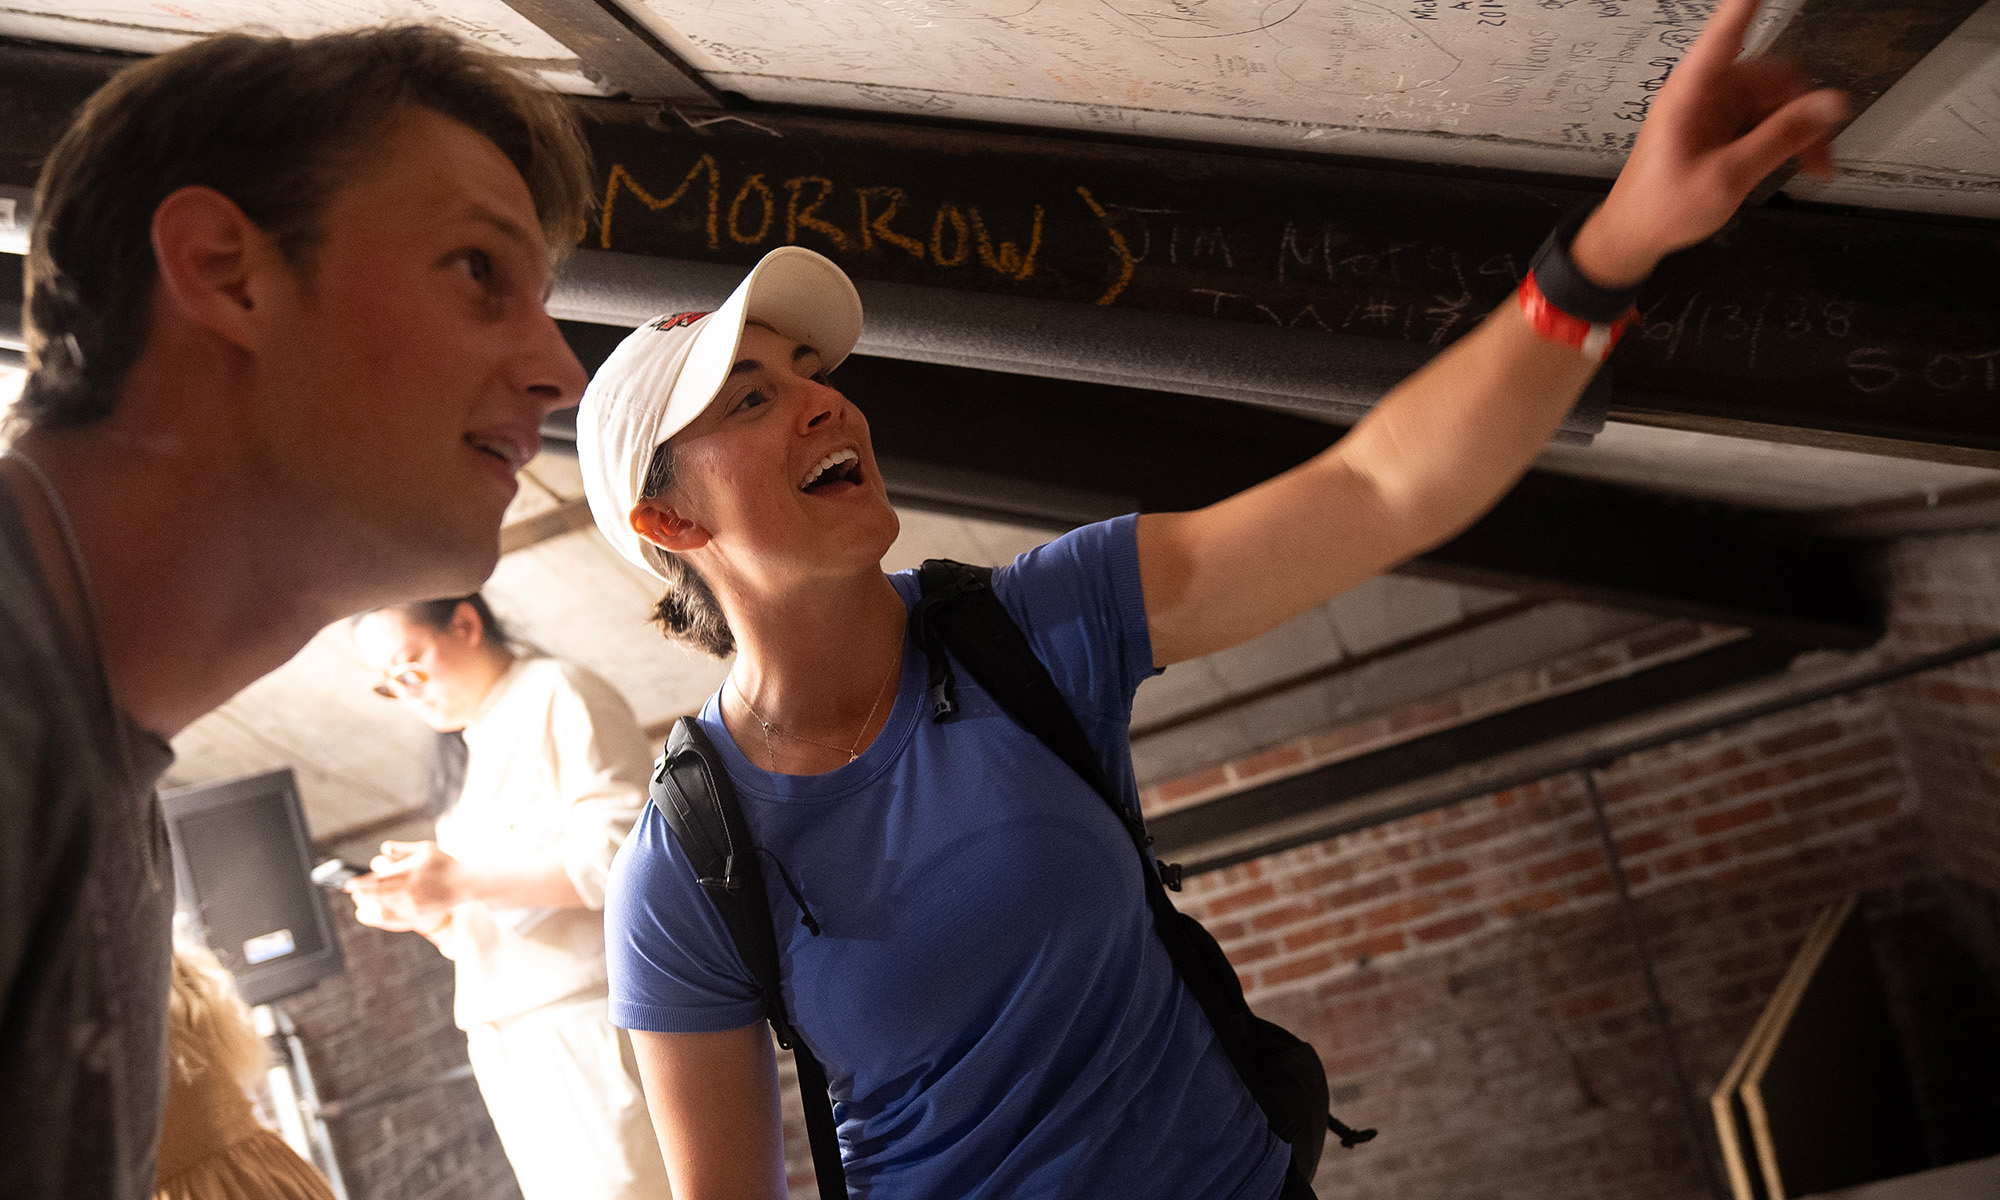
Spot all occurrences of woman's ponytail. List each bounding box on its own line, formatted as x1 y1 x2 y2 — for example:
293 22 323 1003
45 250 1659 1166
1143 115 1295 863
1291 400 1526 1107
640 441 736 659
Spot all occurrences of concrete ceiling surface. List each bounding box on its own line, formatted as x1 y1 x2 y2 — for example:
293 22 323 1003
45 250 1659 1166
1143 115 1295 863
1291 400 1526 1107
6 0 1994 215
1784 0 2000 217
159 453 1637 840
1535 420 2000 513
0 0 612 93
609 0 1997 215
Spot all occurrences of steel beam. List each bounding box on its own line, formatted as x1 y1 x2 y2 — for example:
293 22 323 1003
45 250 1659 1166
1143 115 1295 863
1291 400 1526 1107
0 41 1993 457
0 41 120 188
568 101 2000 460
803 353 1884 648
547 323 1883 648
546 248 1609 442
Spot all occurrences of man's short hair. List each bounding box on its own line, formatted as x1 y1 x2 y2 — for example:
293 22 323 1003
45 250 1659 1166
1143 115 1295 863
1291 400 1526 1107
18 26 593 432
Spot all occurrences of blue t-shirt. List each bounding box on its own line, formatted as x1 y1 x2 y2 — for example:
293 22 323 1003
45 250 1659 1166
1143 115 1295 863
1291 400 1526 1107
606 516 1289 1199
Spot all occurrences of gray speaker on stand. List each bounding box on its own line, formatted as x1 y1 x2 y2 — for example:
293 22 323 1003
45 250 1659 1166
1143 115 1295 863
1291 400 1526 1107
162 768 350 1199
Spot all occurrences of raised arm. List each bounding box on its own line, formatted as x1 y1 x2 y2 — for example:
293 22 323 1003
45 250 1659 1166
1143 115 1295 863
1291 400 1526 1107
1138 0 1846 667
630 1026 790 1200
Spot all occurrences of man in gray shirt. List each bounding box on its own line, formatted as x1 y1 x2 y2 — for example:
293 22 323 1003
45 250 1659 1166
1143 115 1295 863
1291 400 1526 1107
0 27 591 1197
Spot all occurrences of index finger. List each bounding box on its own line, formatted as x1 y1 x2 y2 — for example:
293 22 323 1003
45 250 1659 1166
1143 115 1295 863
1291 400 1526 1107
1683 0 1770 75
364 854 418 880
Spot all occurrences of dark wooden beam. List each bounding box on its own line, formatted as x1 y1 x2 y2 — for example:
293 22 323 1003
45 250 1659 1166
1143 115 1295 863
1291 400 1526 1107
1162 629 2000 874
546 331 1882 647
0 39 128 187
1750 0 1992 200
1130 599 1544 742
498 497 594 555
565 102 2000 460
492 0 718 105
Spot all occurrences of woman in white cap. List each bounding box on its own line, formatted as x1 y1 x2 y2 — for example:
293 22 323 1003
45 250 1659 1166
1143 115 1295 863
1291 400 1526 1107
580 2 1843 1194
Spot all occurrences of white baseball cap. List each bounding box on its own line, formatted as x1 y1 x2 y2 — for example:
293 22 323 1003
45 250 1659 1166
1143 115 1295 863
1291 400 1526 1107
576 247 864 581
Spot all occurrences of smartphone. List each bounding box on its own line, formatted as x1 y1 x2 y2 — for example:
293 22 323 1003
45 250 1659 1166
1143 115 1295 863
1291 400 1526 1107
310 859 372 890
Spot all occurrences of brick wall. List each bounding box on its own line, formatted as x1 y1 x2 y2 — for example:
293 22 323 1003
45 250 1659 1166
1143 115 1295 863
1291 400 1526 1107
280 901 522 1200
1141 530 2000 1199
1183 695 1928 1199
1880 529 2000 897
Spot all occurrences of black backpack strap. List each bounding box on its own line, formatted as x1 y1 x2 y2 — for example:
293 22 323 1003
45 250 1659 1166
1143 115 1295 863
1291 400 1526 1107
910 562 1142 837
651 716 847 1197
909 562 1212 993
911 558 1374 1183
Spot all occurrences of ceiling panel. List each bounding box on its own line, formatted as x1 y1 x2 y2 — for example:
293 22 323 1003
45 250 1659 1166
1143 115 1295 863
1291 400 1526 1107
610 0 1993 214
611 0 1761 170
163 503 1068 837
0 0 612 93
1784 0 2000 218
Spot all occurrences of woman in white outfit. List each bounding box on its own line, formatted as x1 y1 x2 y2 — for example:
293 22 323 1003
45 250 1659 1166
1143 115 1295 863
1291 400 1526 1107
350 594 672 1200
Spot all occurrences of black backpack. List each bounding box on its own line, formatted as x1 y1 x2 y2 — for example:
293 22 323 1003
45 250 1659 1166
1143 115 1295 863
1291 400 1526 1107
647 559 1374 1198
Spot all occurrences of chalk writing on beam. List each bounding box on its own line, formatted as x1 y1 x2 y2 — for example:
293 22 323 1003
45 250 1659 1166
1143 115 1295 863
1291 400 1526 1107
604 159 1048 281
785 176 848 250
1076 186 1136 306
601 158 721 250
932 205 971 267
1847 346 2000 395
593 157 1990 412
728 174 775 245
1277 221 1355 284
857 186 928 260
968 205 1044 280
1926 349 2000 392
1845 347 1901 394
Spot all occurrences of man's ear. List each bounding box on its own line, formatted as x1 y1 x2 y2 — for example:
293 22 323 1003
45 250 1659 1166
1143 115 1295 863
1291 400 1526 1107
630 497 710 553
150 185 277 351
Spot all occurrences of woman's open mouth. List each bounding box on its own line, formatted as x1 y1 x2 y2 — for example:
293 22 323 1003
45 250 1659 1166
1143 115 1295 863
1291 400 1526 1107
800 448 864 496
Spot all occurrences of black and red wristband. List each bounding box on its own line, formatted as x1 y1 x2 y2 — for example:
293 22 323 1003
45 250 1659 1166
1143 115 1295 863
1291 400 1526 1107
1518 204 1645 362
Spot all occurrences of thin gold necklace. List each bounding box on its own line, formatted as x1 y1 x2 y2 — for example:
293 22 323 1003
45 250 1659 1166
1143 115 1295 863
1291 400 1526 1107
730 651 899 770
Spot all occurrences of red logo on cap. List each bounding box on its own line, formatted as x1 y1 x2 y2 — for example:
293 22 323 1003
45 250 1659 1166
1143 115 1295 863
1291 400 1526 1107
651 311 709 331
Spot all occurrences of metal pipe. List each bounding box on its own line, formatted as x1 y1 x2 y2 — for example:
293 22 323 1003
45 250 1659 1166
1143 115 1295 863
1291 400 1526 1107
1582 768 1729 1200
549 248 1608 442
276 1005 350 1200
255 1003 351 1200
253 1004 312 1160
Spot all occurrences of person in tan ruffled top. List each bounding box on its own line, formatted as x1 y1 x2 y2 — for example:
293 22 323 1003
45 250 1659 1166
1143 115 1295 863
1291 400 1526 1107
153 940 333 1200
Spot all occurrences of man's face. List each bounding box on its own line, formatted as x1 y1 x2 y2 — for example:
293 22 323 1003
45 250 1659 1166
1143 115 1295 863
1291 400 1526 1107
248 107 585 601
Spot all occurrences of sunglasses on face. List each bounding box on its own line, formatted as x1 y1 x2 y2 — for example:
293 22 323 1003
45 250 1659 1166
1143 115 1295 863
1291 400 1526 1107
371 663 429 699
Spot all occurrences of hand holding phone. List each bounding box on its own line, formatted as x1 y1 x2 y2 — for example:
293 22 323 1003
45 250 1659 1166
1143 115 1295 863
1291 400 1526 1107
310 859 372 890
